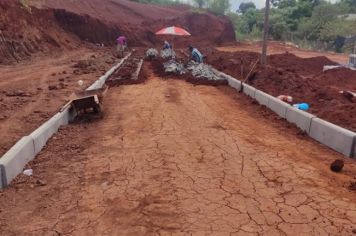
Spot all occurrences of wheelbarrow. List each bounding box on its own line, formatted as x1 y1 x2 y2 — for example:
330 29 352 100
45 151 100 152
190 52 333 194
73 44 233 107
61 86 108 117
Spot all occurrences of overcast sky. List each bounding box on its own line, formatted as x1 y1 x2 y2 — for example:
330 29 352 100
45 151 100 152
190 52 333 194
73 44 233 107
182 0 339 11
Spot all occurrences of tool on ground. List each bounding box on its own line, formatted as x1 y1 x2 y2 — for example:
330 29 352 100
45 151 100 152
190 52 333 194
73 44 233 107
339 90 355 101
240 59 259 92
60 86 108 117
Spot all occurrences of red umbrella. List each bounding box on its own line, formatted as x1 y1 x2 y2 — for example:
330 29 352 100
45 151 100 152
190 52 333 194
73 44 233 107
155 26 191 36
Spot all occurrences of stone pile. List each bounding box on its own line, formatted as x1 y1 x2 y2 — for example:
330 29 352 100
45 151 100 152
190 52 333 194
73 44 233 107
163 59 186 74
186 61 223 81
145 48 159 59
160 49 176 59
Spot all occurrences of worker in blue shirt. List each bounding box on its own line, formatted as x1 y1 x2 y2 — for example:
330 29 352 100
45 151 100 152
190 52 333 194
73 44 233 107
163 41 172 50
188 46 203 63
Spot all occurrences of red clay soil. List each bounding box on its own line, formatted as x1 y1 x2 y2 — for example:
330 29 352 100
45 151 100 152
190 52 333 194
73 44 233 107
268 53 337 77
206 49 356 131
0 48 118 156
0 0 122 64
218 41 350 64
29 0 236 47
1 65 356 235
106 55 146 87
0 0 79 64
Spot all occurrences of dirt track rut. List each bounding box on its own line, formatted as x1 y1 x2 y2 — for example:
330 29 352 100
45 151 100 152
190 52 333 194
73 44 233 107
0 65 355 235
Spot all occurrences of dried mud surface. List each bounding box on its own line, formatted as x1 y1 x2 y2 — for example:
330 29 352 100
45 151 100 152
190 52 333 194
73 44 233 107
0 65 355 235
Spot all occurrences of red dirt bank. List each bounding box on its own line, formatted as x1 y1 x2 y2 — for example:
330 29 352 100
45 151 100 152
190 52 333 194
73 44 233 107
29 0 236 46
206 50 356 131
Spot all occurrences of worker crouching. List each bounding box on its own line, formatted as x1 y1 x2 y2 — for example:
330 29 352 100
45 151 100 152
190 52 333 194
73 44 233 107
188 46 203 64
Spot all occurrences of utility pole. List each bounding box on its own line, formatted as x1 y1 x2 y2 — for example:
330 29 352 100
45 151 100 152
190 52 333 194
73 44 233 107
261 0 270 65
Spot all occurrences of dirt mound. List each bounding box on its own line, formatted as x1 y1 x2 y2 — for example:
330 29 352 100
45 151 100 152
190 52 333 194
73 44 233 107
0 0 128 63
0 0 71 63
30 0 236 46
269 53 338 77
206 49 356 131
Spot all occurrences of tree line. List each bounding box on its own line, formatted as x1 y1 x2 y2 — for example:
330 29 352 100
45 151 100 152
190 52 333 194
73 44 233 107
229 0 356 52
131 0 230 15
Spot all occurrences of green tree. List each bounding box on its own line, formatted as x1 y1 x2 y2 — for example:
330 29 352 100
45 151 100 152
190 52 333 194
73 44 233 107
238 2 256 14
209 0 230 15
272 0 296 9
192 0 206 8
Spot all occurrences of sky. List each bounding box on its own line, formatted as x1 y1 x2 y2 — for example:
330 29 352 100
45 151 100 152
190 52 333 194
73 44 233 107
182 0 339 11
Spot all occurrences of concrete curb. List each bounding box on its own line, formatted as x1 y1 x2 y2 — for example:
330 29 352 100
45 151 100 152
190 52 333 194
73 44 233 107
353 136 356 158
87 52 132 91
212 68 242 91
267 96 289 119
132 59 144 80
255 90 270 106
0 55 131 189
286 106 316 132
242 83 256 98
309 118 356 157
0 136 35 188
213 69 356 158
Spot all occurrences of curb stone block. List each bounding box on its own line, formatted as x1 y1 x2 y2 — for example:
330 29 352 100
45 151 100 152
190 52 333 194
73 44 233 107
309 118 356 157
352 136 356 158
242 83 256 98
226 76 242 91
267 96 289 118
0 57 132 189
211 69 242 91
30 114 62 155
0 164 5 189
58 106 76 125
87 80 102 91
255 90 270 106
0 136 35 188
285 106 316 132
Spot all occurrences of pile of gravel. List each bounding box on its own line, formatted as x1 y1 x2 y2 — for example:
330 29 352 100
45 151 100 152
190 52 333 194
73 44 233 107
160 49 176 59
186 61 223 81
163 60 187 74
145 48 159 59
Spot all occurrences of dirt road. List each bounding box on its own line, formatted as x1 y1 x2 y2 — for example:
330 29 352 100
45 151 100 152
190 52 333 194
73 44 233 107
0 48 117 156
0 65 355 235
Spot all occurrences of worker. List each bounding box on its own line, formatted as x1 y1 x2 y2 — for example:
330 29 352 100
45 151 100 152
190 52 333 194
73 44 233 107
188 46 203 63
116 35 127 58
163 41 172 50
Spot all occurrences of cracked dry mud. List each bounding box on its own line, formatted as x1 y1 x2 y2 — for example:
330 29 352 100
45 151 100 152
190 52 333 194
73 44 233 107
0 65 356 236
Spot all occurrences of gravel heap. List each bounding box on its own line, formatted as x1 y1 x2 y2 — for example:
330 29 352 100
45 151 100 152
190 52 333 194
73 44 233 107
160 49 176 59
186 61 222 80
145 48 159 59
162 59 224 81
163 59 187 74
